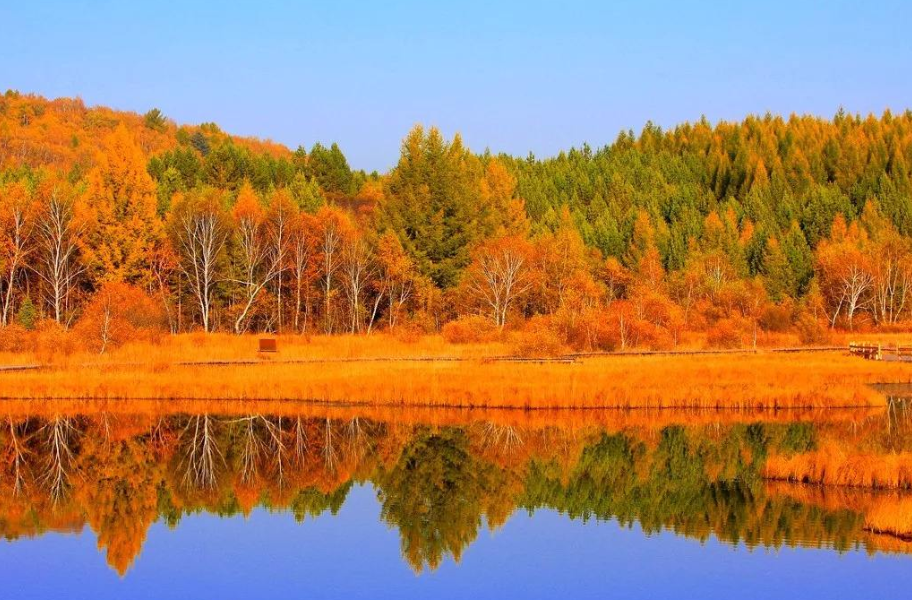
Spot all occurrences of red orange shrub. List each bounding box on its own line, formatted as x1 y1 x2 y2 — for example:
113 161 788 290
441 315 500 344
74 283 166 353
796 315 832 345
511 317 566 357
760 303 794 333
706 319 744 349
0 324 29 353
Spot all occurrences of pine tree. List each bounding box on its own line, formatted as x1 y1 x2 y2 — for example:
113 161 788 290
16 297 36 330
782 222 814 296
377 126 484 288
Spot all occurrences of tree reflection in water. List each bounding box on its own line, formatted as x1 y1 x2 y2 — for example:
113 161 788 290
0 404 910 575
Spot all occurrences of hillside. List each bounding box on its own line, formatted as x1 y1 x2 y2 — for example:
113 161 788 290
1 91 911 354
0 90 291 173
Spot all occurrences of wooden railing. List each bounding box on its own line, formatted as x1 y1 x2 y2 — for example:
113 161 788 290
849 342 882 360
848 342 912 361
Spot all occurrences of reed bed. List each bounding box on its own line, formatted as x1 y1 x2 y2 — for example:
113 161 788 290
0 334 910 408
0 398 882 432
766 482 912 546
864 497 912 539
763 445 912 489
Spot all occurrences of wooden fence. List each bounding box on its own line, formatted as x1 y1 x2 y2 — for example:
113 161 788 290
848 342 912 361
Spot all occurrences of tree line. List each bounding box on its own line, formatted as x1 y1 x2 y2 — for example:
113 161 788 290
2 90 912 350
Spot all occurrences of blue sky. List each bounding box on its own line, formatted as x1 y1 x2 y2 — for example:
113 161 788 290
3 1 911 171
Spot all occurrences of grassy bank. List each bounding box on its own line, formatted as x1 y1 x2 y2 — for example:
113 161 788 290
1 333 911 408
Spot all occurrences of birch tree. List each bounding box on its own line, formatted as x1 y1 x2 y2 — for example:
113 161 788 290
0 181 34 325
170 190 229 333
466 235 533 329
341 235 374 333
316 206 350 334
816 216 873 329
230 182 280 334
35 187 84 326
268 188 294 333
290 212 317 333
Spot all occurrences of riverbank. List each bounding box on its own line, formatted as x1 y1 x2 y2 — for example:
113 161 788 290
1 333 911 408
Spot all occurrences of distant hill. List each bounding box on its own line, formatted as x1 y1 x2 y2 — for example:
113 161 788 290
0 90 291 174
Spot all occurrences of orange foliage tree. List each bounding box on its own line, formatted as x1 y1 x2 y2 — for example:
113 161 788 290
81 124 161 285
74 282 166 353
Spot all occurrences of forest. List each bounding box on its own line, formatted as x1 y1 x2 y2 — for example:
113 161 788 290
2 90 912 353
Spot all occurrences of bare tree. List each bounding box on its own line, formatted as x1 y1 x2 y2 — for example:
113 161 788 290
293 416 309 465
35 189 83 326
341 237 374 333
468 237 533 329
268 193 293 333
318 213 345 334
291 215 316 333
841 264 875 329
370 231 413 333
231 198 280 333
4 417 29 496
481 423 524 454
41 416 76 504
871 237 912 325
0 184 33 325
237 416 265 483
322 418 338 472
150 246 179 334
172 194 229 333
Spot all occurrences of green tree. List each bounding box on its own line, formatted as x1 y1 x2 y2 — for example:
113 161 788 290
377 126 484 288
16 297 36 330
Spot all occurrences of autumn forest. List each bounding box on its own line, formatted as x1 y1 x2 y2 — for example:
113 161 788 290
3 90 912 355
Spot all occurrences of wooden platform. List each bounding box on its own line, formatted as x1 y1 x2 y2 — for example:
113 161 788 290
849 342 912 362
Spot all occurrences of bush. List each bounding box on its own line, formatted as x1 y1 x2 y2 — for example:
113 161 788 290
706 319 743 349
553 308 617 352
511 318 566 357
639 325 676 351
74 283 167 353
391 322 422 344
0 324 29 353
34 320 77 360
760 303 793 333
796 315 832 345
441 315 499 344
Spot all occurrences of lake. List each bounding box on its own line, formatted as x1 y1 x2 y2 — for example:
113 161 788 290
1 401 911 599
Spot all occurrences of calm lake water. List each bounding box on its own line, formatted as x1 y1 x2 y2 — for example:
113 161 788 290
1 403 911 599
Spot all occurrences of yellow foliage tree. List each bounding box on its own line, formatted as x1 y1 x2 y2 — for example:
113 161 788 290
82 124 161 285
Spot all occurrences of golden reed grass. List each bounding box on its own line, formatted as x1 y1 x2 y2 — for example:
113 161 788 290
0 333 909 408
864 497 912 539
763 444 912 489
0 399 881 432
767 482 912 549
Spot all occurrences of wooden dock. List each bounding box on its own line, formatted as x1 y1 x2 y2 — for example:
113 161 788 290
848 342 912 361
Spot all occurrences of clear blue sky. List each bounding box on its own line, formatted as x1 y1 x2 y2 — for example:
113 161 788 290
3 1 911 171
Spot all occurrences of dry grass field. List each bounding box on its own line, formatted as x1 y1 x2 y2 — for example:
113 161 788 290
0 333 910 408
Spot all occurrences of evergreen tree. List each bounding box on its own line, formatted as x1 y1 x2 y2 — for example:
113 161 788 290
377 126 484 288
16 297 36 330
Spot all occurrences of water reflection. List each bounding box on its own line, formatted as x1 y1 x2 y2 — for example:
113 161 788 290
0 403 910 575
